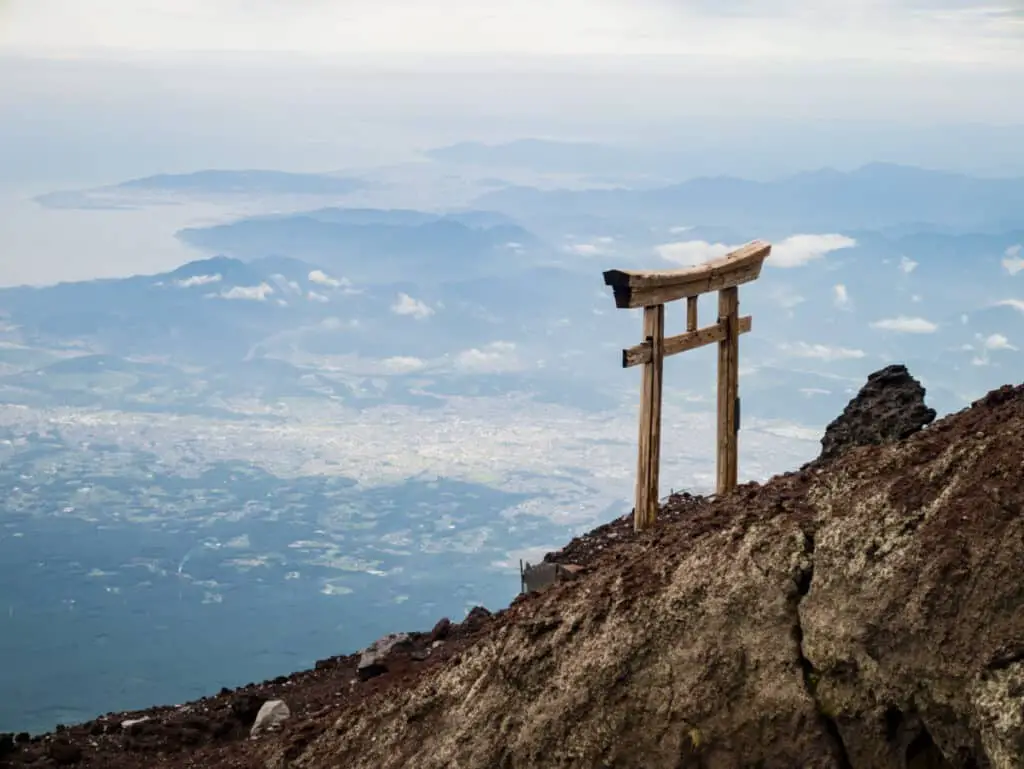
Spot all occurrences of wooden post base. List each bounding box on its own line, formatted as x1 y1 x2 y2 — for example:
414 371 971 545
716 287 740 495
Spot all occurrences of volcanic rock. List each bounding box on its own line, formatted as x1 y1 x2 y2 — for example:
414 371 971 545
46 739 82 765
357 633 412 682
429 618 452 643
818 363 936 462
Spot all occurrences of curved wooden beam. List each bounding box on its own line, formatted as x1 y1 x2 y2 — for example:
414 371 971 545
603 240 771 309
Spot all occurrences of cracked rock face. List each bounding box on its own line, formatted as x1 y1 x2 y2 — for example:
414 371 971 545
278 384 1024 769
819 364 937 463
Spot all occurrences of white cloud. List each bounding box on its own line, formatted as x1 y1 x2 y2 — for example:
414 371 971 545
269 274 302 294
565 238 614 256
453 341 521 373
174 273 222 288
4 0 1022 65
899 255 918 274
995 299 1024 313
391 293 435 320
769 234 856 268
1002 244 1024 275
870 316 938 333
309 269 350 288
379 356 428 374
961 313 970 324
655 233 855 269
307 291 329 303
320 316 357 330
654 240 732 266
768 286 805 310
982 332 1017 351
800 387 831 396
219 283 274 301
778 341 866 362
967 331 1018 365
833 284 851 310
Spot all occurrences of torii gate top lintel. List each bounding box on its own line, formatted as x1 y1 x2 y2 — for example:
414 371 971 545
603 240 771 532
602 240 770 309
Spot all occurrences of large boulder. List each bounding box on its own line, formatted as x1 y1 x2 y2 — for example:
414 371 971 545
278 384 1024 769
818 363 936 462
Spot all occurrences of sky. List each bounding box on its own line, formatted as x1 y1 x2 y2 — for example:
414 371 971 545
2 0 1023 64
2 0 1024 287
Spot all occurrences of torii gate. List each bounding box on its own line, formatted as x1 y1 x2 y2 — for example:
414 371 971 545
603 241 771 531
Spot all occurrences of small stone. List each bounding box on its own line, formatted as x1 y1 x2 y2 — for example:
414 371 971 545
250 700 291 738
357 633 412 681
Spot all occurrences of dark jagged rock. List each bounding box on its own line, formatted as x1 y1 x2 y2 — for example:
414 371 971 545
818 363 936 462
429 618 452 643
461 607 492 631
46 739 82 765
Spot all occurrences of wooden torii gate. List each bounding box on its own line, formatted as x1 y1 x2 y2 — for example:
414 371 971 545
603 241 771 531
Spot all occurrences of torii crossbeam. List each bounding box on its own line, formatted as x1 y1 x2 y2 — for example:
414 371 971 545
603 240 771 531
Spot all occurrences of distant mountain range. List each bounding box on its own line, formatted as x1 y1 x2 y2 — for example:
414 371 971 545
176 207 541 284
11 162 1024 424
474 163 1024 234
34 170 371 210
0 198 619 415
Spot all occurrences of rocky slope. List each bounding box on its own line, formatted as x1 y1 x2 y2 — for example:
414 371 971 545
3 369 1022 769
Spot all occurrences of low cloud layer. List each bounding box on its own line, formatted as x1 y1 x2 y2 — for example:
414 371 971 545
770 234 857 268
778 341 866 362
1003 244 1024 275
218 283 274 301
379 356 428 374
656 234 856 269
870 316 938 333
391 293 434 320
995 298 1024 313
308 269 348 288
174 274 222 288
453 341 521 373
